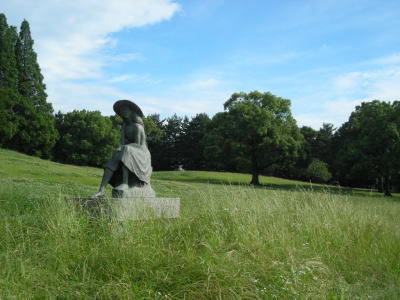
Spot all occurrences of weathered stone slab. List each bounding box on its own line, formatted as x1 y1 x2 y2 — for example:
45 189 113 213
70 197 180 221
112 184 156 198
112 197 179 221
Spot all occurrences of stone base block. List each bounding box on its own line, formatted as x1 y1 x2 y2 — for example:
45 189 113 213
112 197 180 221
70 197 180 221
112 184 156 198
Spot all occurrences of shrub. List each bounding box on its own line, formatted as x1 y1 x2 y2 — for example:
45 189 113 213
307 159 332 183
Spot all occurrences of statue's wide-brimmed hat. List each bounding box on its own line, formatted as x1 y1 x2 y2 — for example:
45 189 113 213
113 99 144 118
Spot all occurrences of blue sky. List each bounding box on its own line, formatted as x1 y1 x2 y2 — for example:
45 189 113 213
3 0 400 128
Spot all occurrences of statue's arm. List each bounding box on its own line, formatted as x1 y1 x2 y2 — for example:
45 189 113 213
140 127 146 146
135 125 146 146
120 125 125 145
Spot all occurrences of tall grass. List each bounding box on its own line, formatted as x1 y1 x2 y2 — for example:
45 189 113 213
1 179 399 298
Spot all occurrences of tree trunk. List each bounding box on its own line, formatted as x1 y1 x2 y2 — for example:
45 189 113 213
376 177 383 193
250 142 260 185
250 172 260 185
383 174 392 197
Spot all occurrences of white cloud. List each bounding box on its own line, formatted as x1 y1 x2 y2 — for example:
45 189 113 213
107 74 150 83
368 53 400 66
9 0 179 80
295 54 400 129
333 68 400 99
106 73 162 85
323 99 361 117
108 52 145 62
295 114 330 129
334 72 369 90
107 75 137 83
47 81 131 115
293 96 361 129
294 99 360 130
3 0 180 110
136 94 228 117
127 73 232 117
3 2 399 126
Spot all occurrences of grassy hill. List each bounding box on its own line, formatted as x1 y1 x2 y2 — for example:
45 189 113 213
1 149 399 298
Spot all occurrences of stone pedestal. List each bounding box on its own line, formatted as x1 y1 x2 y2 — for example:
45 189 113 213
111 197 180 221
112 183 156 198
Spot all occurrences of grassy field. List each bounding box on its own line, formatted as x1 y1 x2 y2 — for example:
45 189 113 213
1 148 399 298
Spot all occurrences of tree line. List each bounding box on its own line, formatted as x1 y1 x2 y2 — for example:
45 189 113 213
0 14 57 157
1 15 399 196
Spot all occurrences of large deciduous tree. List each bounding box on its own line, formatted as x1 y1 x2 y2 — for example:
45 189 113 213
333 100 400 196
54 110 119 167
203 112 239 172
205 91 302 185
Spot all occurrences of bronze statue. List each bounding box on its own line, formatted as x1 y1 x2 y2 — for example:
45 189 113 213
91 100 155 198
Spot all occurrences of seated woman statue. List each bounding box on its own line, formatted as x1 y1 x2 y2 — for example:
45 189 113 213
91 100 155 198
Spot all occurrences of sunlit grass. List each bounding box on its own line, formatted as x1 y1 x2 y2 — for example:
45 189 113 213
1 149 399 298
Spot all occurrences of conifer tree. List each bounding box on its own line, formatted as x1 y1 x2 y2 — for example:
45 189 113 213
12 19 57 157
16 20 49 108
0 14 20 146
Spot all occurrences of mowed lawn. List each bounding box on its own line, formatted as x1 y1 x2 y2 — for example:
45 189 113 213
1 148 399 298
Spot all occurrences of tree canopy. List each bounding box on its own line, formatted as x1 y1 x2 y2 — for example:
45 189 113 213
333 100 400 196
1 12 399 195
0 15 57 157
0 14 19 146
205 91 302 185
54 110 119 167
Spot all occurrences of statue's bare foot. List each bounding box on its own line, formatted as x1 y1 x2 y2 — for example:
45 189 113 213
90 191 105 198
115 183 129 190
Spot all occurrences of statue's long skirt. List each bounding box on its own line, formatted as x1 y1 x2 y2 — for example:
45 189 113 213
105 143 152 187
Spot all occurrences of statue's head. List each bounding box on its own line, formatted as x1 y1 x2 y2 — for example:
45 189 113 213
113 99 144 125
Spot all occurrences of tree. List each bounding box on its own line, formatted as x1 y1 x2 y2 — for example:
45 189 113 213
142 114 164 170
332 100 400 196
205 91 302 185
331 121 372 188
0 14 20 147
300 126 317 161
180 113 210 170
203 112 239 172
315 123 335 165
296 123 335 180
292 126 318 179
143 115 163 147
10 19 57 157
144 113 184 171
144 114 165 170
306 159 332 183
54 110 119 167
161 114 184 170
